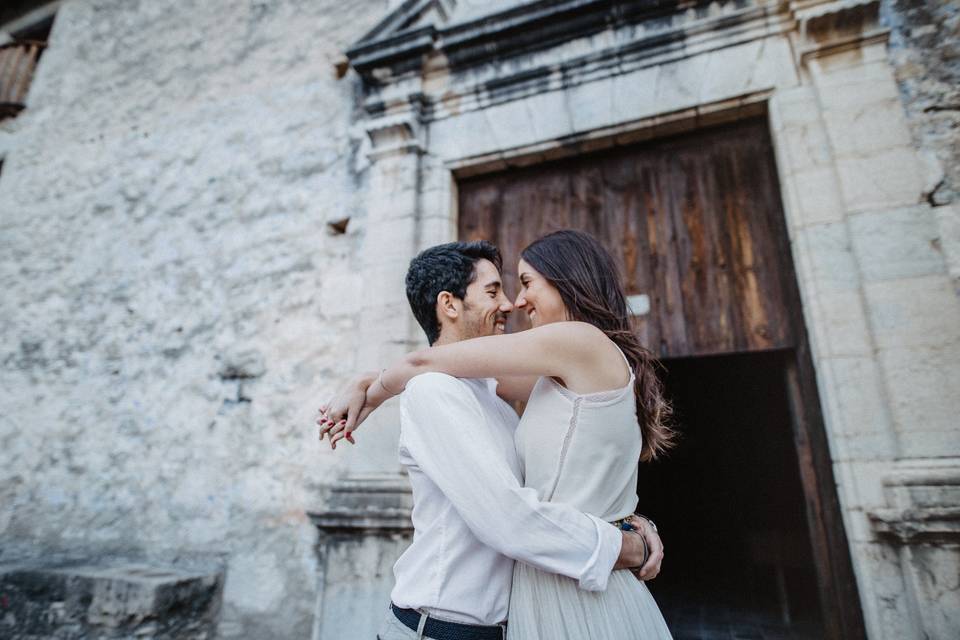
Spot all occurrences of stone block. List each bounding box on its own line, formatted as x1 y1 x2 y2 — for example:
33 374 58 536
810 58 898 96
566 75 615 135
864 275 960 349
794 222 861 293
441 95 550 161
730 36 794 96
610 65 660 124
697 40 765 106
0 560 223 640
768 86 821 132
835 146 926 213
848 460 894 510
820 96 914 158
898 429 960 462
877 343 960 456
429 108 498 162
787 166 846 226
810 290 874 357
523 90 576 145
848 206 946 282
818 356 896 461
655 55 710 115
773 116 835 175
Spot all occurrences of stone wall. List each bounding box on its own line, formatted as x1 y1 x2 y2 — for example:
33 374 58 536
883 0 960 287
0 1 387 637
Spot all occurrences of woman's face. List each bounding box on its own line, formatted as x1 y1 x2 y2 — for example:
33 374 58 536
515 258 567 328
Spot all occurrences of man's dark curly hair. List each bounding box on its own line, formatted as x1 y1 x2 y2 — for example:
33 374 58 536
405 240 502 345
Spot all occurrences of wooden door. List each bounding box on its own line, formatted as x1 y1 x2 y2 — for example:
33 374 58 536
457 118 866 640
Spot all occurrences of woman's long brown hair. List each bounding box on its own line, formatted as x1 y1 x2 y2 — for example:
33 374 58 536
521 229 676 461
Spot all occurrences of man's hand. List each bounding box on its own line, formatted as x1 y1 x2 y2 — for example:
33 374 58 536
317 371 377 448
611 515 663 581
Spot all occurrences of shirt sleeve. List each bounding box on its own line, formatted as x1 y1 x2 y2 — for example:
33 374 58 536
400 373 622 591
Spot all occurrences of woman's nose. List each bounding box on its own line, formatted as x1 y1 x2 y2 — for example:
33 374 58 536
514 292 526 308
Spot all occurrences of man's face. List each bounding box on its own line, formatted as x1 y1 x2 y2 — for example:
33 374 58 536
459 258 513 340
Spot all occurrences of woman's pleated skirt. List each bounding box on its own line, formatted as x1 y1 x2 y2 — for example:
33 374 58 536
507 562 674 640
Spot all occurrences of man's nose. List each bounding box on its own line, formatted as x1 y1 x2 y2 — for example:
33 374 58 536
499 296 514 313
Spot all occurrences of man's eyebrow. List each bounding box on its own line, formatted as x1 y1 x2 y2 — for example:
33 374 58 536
483 279 502 290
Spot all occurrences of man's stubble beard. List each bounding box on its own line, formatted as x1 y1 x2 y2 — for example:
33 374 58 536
459 300 496 341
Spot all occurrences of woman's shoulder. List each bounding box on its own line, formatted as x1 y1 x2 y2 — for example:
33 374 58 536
546 321 609 345
542 322 630 391
556 321 624 359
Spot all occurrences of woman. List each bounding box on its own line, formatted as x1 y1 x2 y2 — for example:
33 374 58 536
321 229 675 639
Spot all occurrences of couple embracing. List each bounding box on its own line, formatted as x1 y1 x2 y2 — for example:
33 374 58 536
319 230 676 640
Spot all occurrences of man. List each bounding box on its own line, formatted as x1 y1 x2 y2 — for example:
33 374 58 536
319 241 662 640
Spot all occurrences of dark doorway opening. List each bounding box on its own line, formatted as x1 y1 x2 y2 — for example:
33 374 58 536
640 350 825 640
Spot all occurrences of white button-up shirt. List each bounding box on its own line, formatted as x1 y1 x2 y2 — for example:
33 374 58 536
390 372 622 625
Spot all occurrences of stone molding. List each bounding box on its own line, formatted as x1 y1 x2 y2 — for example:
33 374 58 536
348 0 797 124
868 459 960 545
349 0 710 78
309 474 414 535
796 0 889 62
365 111 425 160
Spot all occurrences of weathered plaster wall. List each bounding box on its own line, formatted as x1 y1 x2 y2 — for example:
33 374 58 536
0 1 388 637
884 0 960 206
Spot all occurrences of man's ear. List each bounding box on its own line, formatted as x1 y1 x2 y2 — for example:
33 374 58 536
436 291 460 321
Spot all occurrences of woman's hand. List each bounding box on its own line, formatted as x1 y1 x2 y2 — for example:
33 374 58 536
317 371 377 448
627 515 663 581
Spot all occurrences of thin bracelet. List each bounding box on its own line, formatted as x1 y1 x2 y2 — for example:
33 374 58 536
377 368 402 395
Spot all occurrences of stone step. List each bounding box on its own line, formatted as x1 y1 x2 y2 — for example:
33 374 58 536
0 560 223 640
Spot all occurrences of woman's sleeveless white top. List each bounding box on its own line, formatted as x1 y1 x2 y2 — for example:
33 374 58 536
514 352 641 521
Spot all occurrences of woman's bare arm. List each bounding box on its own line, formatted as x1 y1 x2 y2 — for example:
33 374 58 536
381 321 619 395
318 321 629 444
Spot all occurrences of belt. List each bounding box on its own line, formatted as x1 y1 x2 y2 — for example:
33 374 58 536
391 604 505 640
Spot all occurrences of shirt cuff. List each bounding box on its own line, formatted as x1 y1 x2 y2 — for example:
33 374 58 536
576 515 622 592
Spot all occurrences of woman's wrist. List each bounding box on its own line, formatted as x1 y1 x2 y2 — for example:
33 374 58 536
365 374 391 409
376 368 403 396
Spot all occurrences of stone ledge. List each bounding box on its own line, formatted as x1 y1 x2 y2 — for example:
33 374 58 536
0 559 224 640
308 474 414 535
869 506 960 544
868 458 960 544
798 0 889 62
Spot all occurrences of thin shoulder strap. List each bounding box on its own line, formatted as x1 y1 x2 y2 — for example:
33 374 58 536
612 342 635 382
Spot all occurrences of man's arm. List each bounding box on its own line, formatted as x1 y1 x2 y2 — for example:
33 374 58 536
401 373 644 591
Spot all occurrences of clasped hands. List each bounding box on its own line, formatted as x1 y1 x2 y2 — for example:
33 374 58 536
316 371 381 449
